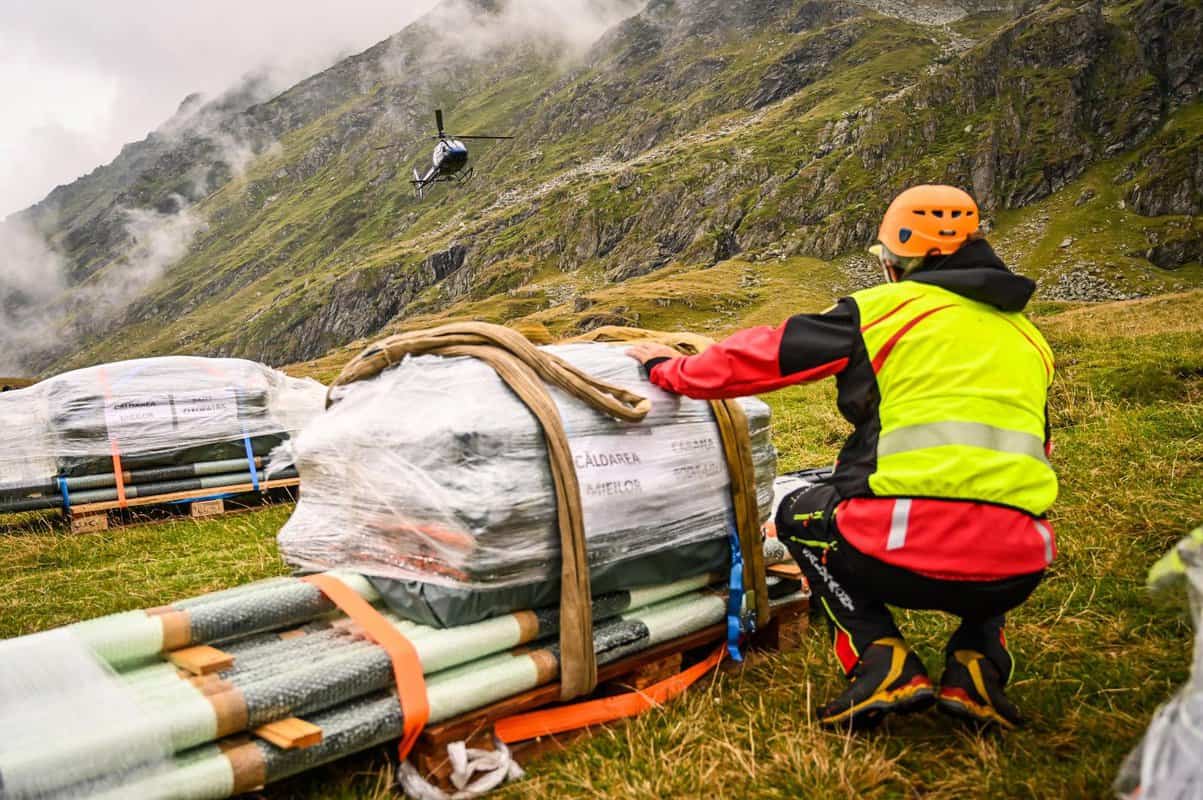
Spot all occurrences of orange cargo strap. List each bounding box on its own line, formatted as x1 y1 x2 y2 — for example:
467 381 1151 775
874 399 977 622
303 574 429 759
96 367 128 508
493 644 726 743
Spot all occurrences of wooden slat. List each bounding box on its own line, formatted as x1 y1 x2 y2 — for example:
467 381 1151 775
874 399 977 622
69 512 109 534
253 717 323 750
67 477 299 514
168 645 235 675
629 653 683 690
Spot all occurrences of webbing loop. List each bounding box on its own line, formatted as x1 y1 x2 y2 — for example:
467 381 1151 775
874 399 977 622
331 322 653 702
303 573 429 760
493 643 726 743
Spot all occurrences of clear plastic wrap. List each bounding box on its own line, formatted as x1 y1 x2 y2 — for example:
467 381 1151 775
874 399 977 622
1116 526 1203 799
277 342 777 626
0 629 174 798
0 356 325 510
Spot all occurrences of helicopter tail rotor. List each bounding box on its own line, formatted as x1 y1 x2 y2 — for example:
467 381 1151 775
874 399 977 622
435 109 445 138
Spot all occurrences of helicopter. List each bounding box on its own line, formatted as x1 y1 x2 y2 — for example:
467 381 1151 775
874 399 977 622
381 109 513 199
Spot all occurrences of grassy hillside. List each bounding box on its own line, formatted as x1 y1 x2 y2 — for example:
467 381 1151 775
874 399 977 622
4 288 1200 798
10 0 1198 376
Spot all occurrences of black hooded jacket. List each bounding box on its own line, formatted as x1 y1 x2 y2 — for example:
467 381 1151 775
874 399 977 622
907 238 1036 312
647 238 1043 495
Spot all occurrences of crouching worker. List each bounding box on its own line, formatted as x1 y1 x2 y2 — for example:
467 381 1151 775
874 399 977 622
627 185 1056 730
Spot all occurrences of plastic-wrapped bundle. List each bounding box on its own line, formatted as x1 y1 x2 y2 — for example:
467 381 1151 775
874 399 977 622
0 629 174 799
0 357 324 511
1116 526 1203 799
277 342 776 627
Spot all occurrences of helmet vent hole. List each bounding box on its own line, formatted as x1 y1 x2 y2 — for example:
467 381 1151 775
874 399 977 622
951 210 962 218
938 229 956 237
932 209 944 218
966 210 974 216
913 209 926 215
898 228 913 243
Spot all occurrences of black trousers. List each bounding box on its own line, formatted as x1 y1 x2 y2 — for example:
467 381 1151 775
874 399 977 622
778 481 1043 682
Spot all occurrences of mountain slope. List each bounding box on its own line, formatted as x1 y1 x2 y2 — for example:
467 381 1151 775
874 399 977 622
5 0 1201 374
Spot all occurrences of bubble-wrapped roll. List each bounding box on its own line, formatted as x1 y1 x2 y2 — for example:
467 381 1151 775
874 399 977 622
277 342 777 627
0 357 324 509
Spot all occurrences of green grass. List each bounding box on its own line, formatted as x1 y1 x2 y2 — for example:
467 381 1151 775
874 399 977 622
2 291 1201 798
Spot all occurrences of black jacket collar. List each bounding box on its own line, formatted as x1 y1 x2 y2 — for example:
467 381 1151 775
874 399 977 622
904 239 1036 312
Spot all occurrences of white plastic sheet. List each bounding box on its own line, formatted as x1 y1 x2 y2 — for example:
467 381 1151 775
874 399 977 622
277 342 776 597
0 356 325 495
0 629 174 798
1117 527 1203 799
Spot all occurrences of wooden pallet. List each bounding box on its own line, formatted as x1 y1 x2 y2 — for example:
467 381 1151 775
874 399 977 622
410 596 810 790
66 478 300 533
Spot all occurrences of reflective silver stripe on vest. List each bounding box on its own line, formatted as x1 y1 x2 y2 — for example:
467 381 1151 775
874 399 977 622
877 421 1050 466
1034 520 1054 564
886 498 911 551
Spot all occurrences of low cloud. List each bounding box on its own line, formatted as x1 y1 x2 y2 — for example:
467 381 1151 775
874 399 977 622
444 0 645 53
382 0 644 76
0 0 647 372
0 0 442 220
0 125 256 372
0 218 67 373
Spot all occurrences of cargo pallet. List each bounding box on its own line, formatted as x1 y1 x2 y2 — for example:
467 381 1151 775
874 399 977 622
63 477 301 533
411 589 809 789
218 592 810 789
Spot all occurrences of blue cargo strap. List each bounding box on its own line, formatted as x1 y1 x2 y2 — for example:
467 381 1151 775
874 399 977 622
234 387 260 491
242 435 259 491
726 514 745 662
58 476 71 512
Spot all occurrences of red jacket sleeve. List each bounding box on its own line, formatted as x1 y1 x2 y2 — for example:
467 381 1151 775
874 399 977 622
647 301 856 399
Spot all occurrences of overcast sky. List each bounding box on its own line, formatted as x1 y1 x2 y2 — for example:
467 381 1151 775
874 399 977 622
0 0 440 220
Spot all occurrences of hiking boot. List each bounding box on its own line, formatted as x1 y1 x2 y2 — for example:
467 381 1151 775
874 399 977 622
817 637 936 729
937 649 1023 729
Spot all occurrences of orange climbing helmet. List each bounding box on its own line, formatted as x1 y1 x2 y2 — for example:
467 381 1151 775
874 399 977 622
877 184 980 260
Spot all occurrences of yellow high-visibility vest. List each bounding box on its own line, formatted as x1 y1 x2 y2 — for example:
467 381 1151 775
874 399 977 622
850 280 1057 515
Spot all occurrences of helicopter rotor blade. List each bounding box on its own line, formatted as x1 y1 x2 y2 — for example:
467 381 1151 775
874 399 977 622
447 135 515 140
435 109 444 136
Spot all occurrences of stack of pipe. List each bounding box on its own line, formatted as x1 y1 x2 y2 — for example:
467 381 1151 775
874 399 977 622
0 546 804 800
0 356 324 516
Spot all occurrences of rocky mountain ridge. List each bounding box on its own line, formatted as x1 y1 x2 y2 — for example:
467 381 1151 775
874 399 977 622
3 0 1200 374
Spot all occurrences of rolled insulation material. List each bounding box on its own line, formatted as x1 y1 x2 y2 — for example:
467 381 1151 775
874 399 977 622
102 576 720 757
1 542 803 797
0 468 299 514
68 573 379 669
0 457 266 499
0 629 175 799
79 587 735 800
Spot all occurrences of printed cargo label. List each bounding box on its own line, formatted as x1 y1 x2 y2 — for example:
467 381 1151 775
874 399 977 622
570 421 730 533
172 387 239 428
104 397 174 437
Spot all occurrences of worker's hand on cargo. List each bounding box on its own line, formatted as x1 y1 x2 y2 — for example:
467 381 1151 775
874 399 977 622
626 343 679 365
